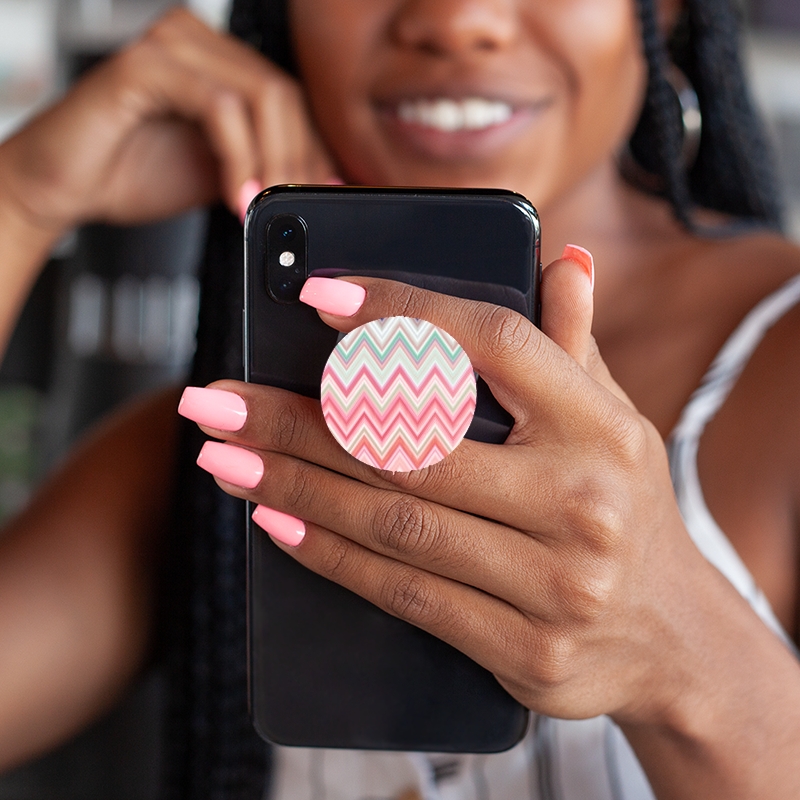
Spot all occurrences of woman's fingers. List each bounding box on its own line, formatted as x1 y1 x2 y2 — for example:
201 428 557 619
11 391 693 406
111 44 257 213
179 381 503 509
540 249 635 407
302 274 629 436
180 380 637 544
197 438 574 620
540 246 594 367
141 9 336 191
0 7 336 231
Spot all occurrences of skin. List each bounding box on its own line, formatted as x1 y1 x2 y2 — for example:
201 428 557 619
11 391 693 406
0 387 179 768
0 0 798 797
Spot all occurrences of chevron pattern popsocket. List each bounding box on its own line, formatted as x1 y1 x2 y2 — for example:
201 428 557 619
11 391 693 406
320 317 477 472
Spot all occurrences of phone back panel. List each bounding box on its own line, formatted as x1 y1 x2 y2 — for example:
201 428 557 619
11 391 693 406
245 187 539 752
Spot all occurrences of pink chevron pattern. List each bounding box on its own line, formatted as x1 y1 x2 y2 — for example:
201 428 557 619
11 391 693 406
321 316 476 472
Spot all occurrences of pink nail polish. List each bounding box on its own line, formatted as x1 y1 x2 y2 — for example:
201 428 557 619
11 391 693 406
561 244 595 293
299 277 366 317
238 179 262 223
196 441 263 488
252 505 306 547
179 387 247 431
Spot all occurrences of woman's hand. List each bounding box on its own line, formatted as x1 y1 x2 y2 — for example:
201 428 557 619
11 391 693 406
183 257 800 795
0 7 336 236
183 255 708 725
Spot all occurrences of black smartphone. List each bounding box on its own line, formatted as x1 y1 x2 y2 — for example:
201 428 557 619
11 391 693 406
244 185 540 753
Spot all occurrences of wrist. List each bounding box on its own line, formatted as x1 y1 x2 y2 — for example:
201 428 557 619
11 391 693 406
0 145 72 248
0 125 80 247
614 556 800 797
0 168 68 353
0 178 67 263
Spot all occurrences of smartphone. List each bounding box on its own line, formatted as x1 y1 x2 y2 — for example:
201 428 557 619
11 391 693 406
244 185 540 753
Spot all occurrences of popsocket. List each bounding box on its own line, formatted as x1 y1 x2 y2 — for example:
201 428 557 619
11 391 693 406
321 316 477 472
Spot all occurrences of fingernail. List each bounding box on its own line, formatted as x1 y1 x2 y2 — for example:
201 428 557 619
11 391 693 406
179 387 247 431
561 244 595 293
325 176 345 185
252 505 306 547
238 178 262 223
299 277 366 317
197 441 263 488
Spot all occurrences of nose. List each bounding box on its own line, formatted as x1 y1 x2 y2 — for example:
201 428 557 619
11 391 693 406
390 0 518 57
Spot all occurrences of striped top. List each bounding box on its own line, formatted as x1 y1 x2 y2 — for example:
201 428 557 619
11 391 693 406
267 274 800 800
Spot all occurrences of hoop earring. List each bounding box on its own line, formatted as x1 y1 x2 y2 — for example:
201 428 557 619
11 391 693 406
619 64 702 193
669 65 702 167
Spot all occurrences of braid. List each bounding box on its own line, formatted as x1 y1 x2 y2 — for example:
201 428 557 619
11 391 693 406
632 0 783 229
681 0 783 225
630 0 695 227
229 0 295 74
163 209 270 800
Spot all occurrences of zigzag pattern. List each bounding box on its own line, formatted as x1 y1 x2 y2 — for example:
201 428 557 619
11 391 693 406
321 317 476 471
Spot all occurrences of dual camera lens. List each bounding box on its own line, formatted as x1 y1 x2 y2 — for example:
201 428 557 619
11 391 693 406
266 214 307 303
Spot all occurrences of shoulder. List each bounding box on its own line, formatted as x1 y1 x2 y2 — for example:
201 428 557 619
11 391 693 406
691 227 800 290
716 232 800 390
704 230 800 445
713 228 800 274
679 229 800 352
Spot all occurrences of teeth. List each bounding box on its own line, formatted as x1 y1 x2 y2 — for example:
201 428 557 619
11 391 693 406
397 98 513 132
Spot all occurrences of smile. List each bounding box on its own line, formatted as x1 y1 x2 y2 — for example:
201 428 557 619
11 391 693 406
379 93 547 162
396 97 514 132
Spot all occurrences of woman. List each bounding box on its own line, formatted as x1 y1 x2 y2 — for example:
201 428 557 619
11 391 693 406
0 0 798 797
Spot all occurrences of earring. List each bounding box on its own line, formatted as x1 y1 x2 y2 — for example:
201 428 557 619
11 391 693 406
668 65 702 168
620 64 702 193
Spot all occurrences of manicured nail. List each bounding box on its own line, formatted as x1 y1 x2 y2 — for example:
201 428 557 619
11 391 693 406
299 277 366 316
197 441 263 488
252 505 306 547
179 387 247 431
238 178 262 223
561 244 595 293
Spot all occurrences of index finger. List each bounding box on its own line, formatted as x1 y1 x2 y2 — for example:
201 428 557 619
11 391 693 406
300 275 598 429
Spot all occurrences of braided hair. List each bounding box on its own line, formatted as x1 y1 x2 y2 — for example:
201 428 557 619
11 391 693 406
161 1 783 798
632 0 783 229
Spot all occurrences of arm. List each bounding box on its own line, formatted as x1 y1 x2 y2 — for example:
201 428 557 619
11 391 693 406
0 388 179 772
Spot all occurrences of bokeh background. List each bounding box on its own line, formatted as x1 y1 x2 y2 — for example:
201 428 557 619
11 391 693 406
0 0 797 796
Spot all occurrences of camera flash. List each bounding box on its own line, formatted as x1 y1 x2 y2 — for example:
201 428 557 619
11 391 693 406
279 251 295 267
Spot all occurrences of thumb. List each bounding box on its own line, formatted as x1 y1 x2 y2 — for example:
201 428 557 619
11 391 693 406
540 244 595 367
542 245 635 407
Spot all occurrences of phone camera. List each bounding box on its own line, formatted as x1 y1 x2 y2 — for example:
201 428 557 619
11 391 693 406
266 214 307 303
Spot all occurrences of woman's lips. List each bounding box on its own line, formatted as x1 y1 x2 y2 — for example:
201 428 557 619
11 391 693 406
377 96 549 161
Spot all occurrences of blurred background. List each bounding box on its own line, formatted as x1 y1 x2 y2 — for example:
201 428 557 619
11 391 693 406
0 0 797 796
